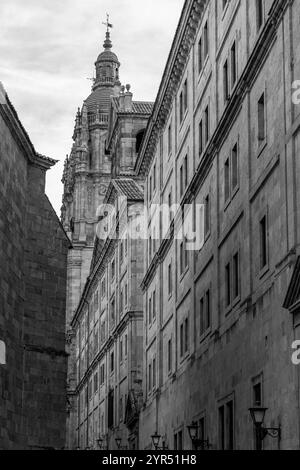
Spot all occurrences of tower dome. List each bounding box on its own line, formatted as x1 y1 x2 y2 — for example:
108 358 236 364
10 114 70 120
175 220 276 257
85 19 121 113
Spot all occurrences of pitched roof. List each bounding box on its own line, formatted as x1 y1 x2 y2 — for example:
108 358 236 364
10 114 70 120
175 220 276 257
132 101 154 115
111 178 144 200
111 97 154 115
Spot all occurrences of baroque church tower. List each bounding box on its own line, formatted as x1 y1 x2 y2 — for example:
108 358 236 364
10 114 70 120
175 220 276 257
61 23 121 328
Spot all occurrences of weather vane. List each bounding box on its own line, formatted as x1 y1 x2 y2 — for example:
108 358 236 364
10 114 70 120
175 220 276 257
102 13 113 32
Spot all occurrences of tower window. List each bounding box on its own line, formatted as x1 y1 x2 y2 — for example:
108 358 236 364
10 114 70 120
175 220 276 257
136 129 145 154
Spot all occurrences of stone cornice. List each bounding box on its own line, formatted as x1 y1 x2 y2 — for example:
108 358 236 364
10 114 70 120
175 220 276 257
0 98 57 170
136 0 289 178
135 0 208 176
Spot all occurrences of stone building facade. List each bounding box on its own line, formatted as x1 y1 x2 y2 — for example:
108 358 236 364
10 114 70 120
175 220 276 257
135 0 300 450
0 87 70 449
62 27 153 449
61 28 123 447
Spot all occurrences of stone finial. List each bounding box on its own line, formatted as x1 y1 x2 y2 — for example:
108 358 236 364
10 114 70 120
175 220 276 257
124 84 133 112
121 85 125 94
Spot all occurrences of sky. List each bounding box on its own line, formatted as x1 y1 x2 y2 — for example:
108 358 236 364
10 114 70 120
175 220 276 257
0 0 184 216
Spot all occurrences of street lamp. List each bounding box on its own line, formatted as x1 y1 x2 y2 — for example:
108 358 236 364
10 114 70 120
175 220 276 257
187 422 211 450
97 436 108 450
151 432 161 450
115 437 128 450
249 407 281 450
151 432 168 450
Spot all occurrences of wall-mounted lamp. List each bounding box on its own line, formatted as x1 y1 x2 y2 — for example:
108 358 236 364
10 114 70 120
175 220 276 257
151 432 168 450
187 422 211 450
97 436 109 450
249 407 281 450
115 437 128 450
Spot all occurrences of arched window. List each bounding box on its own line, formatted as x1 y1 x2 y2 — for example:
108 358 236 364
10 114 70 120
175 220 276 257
136 129 146 154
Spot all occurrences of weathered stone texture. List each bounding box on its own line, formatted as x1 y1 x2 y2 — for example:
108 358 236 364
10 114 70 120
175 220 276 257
0 99 69 449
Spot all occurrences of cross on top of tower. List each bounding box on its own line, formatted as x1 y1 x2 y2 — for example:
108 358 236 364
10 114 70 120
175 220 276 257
102 13 113 33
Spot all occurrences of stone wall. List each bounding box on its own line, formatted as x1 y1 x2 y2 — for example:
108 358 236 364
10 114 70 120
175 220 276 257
0 99 70 449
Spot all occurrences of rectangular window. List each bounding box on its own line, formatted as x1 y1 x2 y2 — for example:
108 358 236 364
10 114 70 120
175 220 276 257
231 41 237 88
233 252 240 299
152 290 156 321
253 382 262 406
120 339 123 363
200 297 205 336
256 0 264 31
149 176 152 201
168 262 172 296
180 242 184 275
110 351 114 373
183 79 188 112
199 119 203 156
200 290 211 336
180 323 184 357
153 357 156 389
178 431 183 450
198 37 202 74
111 259 115 279
223 59 229 102
224 158 230 202
108 390 114 429
125 334 128 357
168 123 172 155
206 289 211 330
94 372 98 394
180 165 184 198
184 155 188 189
120 241 124 265
199 417 205 442
219 400 234 450
231 143 238 191
119 397 123 422
153 163 156 191
184 237 189 270
225 262 231 307
148 363 152 392
168 339 172 373
258 92 266 142
184 317 189 353
204 21 209 59
101 278 106 297
226 401 234 450
111 298 115 324
120 290 123 313
204 194 210 237
260 215 268 269
149 297 152 325
204 106 209 145
179 92 183 123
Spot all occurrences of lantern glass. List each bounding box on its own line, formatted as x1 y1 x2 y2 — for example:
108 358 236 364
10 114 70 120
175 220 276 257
151 432 161 448
187 422 198 441
249 407 268 426
115 437 122 449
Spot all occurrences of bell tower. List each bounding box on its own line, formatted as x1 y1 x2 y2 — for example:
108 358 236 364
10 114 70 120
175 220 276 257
61 19 121 448
62 19 121 325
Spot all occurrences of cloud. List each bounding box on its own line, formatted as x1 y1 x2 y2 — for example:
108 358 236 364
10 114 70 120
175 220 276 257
0 0 184 215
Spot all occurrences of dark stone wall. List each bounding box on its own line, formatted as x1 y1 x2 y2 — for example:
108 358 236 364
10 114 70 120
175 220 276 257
0 106 70 449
